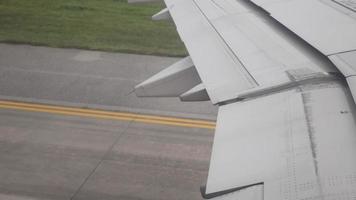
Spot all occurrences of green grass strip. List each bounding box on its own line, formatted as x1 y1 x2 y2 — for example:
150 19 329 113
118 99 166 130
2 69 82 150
0 0 187 56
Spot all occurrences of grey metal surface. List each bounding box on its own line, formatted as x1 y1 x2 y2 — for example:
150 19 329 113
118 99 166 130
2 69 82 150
333 0 356 11
199 0 336 81
164 0 257 104
0 44 217 120
180 84 209 102
135 56 201 97
0 108 214 200
329 50 356 76
152 8 171 21
149 0 356 199
207 80 356 199
329 50 356 102
162 0 340 104
250 0 356 55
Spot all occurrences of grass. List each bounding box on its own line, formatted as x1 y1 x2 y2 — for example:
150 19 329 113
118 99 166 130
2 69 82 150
0 0 187 56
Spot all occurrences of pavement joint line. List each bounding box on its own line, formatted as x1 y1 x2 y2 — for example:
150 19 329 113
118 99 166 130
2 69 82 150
70 121 133 200
0 100 216 129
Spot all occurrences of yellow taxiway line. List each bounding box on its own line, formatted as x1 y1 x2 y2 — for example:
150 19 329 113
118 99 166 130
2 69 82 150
0 100 216 129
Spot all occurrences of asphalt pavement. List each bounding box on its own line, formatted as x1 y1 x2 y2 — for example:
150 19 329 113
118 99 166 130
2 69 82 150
0 108 213 200
0 44 217 120
0 44 217 200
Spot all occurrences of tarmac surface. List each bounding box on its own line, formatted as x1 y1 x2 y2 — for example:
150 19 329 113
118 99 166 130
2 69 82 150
0 44 217 120
0 44 217 200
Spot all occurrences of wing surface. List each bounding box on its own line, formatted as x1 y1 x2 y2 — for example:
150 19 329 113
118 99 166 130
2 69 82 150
249 0 356 55
132 0 356 199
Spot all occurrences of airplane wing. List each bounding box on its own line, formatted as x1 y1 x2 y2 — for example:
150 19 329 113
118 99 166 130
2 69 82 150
132 0 356 199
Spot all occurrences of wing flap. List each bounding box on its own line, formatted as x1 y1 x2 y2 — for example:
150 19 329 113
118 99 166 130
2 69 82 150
207 89 311 193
